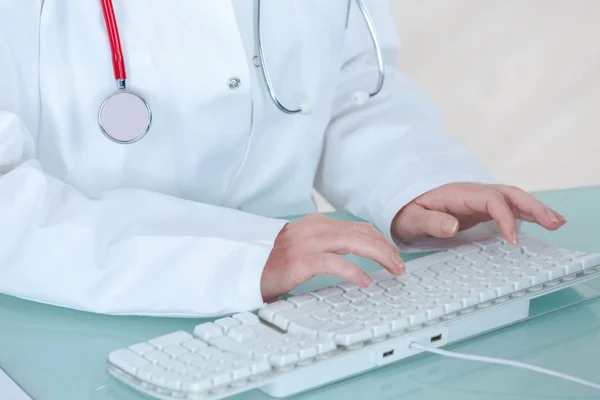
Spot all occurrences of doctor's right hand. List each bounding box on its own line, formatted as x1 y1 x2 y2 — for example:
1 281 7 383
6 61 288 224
260 214 405 302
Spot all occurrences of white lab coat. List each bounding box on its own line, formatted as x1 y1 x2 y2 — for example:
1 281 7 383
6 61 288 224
0 0 494 317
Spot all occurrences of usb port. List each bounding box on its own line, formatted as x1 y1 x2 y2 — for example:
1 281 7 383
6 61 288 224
430 334 442 343
383 350 394 358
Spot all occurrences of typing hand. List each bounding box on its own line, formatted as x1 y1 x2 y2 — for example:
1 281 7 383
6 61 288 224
260 214 405 302
392 182 567 245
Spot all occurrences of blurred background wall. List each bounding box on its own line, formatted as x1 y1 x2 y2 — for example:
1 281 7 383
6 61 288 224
314 0 600 212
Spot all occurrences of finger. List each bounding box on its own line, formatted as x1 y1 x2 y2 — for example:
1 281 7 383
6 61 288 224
290 215 399 254
465 190 519 244
495 185 566 230
334 220 399 254
393 203 459 240
313 232 405 275
309 253 372 287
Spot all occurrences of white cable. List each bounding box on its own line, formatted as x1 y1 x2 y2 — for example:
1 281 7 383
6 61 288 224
409 342 600 392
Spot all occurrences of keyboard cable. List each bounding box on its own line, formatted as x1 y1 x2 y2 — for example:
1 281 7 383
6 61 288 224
409 342 600 392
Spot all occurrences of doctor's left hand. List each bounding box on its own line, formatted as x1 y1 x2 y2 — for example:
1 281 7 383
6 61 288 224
392 182 566 244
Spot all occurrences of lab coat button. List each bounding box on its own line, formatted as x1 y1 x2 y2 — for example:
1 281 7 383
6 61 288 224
227 77 241 90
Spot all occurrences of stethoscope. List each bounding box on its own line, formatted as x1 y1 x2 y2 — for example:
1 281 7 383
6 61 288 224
97 0 385 144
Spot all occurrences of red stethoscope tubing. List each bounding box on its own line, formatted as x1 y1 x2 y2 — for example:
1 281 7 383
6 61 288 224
100 0 126 81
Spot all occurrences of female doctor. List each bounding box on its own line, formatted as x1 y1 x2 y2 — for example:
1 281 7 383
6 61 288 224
0 0 564 316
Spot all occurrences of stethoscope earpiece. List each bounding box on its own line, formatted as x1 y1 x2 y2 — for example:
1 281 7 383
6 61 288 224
352 91 370 105
300 103 313 115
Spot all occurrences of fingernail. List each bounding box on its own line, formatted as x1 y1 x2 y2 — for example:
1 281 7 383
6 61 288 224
391 253 405 274
362 277 372 287
512 231 519 245
546 208 559 225
441 219 459 235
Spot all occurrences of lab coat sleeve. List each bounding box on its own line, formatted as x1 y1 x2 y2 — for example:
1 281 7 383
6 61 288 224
0 27 287 316
315 0 497 251
0 112 288 317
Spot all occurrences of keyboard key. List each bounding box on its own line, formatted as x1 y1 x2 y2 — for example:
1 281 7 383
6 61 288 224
331 305 355 316
312 310 334 321
181 339 207 352
214 317 240 333
269 351 300 367
411 269 438 279
148 331 193 350
370 321 392 338
464 253 488 263
420 302 445 319
432 295 462 313
325 295 350 307
404 307 428 325
488 257 511 266
312 286 343 300
350 300 371 310
144 350 170 364
129 342 155 355
203 370 232 387
257 300 294 323
487 280 515 296
474 236 502 248
464 285 496 302
366 295 389 305
193 323 223 341
333 324 373 346
450 244 480 256
483 248 504 258
196 347 224 360
109 349 150 374
395 274 421 285
136 364 166 383
519 268 550 285
564 261 583 275
227 326 258 342
384 288 408 300
177 353 208 367
343 291 367 301
428 263 450 273
180 378 212 393
287 316 338 338
377 279 403 290
336 281 360 292
163 344 188 358
455 292 480 308
360 284 385 296
390 316 410 332
370 269 396 282
577 254 600 269
407 252 456 270
446 259 472 268
159 359 189 374
232 312 260 325
272 302 332 330
288 293 317 307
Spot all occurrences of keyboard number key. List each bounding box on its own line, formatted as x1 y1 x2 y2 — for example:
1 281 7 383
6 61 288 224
109 348 150 374
148 331 193 350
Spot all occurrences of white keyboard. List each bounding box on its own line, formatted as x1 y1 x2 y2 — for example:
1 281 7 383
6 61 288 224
107 234 600 399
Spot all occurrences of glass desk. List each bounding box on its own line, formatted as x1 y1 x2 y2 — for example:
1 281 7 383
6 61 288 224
1 186 600 400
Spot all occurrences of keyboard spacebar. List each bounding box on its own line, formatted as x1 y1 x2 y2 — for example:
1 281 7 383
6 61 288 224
405 252 456 271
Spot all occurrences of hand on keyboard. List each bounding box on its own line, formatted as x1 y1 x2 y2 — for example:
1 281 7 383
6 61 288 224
393 183 566 243
260 214 405 301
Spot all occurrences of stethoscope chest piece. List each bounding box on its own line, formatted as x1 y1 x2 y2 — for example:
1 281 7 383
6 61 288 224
98 87 152 144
